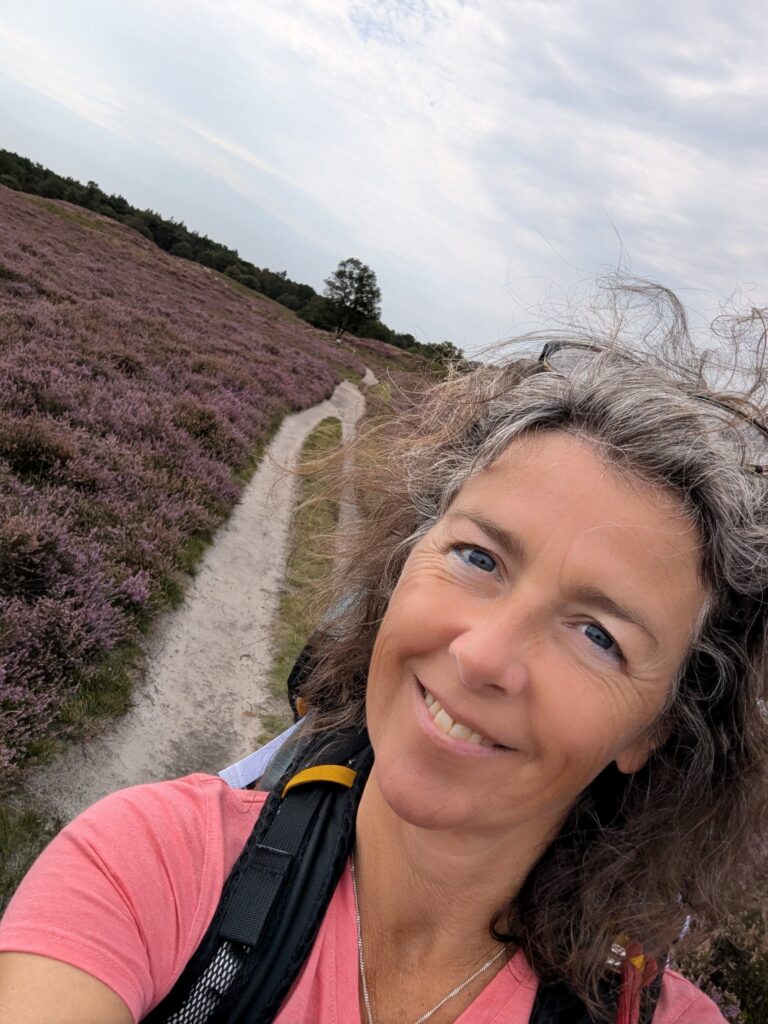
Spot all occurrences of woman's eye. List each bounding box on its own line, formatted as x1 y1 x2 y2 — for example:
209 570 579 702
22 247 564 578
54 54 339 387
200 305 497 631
581 622 622 659
453 545 498 574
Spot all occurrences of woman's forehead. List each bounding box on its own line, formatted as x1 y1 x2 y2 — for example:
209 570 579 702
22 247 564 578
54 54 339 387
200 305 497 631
457 431 698 538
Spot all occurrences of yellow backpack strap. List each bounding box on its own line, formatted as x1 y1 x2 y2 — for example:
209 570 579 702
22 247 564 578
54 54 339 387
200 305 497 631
281 763 357 797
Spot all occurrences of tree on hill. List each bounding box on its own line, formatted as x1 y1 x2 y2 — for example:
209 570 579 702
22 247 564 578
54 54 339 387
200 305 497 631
300 295 337 331
0 149 463 366
323 258 382 341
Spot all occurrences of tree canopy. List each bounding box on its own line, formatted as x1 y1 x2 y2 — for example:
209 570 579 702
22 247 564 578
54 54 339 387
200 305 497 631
323 258 382 340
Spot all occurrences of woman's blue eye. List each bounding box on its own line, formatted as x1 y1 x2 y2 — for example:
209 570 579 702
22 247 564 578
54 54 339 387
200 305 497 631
583 623 617 653
455 546 497 573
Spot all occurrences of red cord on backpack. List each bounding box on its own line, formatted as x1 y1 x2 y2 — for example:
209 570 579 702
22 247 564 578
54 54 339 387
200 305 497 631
616 941 659 1024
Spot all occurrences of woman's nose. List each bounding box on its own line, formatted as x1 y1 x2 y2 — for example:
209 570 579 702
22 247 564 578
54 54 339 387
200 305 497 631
447 606 530 695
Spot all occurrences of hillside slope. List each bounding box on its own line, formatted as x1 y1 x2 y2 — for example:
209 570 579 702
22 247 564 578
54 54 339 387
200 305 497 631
0 186 409 782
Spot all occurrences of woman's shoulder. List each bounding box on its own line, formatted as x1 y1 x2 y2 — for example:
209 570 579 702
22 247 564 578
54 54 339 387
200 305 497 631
85 769 266 820
50 771 267 892
76 771 266 858
656 968 727 1023
0 774 266 1022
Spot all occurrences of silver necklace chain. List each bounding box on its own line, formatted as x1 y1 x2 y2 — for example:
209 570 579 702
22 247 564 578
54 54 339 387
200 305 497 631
350 852 507 1024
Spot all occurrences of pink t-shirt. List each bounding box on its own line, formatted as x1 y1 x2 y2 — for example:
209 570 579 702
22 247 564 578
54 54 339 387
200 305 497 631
0 774 724 1023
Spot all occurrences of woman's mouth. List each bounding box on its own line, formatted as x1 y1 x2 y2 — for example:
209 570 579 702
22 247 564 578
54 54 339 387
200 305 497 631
421 685 509 749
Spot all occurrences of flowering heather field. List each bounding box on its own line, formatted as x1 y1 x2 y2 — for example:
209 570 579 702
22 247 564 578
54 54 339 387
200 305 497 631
0 185 401 782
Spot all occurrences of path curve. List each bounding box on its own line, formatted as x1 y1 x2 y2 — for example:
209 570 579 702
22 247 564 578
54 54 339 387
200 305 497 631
26 375 374 824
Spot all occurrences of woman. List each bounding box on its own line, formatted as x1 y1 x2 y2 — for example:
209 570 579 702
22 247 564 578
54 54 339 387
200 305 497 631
1 285 767 1023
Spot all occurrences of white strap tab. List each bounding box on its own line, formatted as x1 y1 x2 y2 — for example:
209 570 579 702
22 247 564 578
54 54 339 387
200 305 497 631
218 721 301 789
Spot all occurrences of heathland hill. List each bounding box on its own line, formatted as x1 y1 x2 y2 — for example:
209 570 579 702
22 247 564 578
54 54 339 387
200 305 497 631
0 185 412 780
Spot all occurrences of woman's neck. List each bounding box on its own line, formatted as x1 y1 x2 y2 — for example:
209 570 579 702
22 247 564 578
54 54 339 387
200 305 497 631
354 765 557 958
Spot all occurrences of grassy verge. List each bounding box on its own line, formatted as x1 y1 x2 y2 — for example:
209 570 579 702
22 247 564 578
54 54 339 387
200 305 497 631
363 379 392 415
0 802 62 913
264 416 342 740
27 195 110 233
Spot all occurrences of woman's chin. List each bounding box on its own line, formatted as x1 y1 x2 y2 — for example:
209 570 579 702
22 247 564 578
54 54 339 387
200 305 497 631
374 764 477 832
387 796 471 831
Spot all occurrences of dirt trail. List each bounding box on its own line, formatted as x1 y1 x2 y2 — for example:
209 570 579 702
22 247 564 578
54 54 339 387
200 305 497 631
25 374 375 824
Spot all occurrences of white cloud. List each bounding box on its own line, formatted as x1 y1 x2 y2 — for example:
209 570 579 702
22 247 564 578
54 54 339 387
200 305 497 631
0 23 128 132
0 0 766 348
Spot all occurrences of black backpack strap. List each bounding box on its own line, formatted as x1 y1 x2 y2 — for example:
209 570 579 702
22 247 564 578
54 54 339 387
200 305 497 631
530 967 664 1023
143 728 372 1024
530 981 594 1024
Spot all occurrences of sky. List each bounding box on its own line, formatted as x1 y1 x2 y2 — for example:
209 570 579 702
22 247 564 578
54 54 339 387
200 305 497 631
0 0 767 354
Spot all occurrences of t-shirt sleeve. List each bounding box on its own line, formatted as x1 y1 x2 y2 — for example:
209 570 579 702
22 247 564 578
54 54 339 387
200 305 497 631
656 968 727 1023
0 774 263 1022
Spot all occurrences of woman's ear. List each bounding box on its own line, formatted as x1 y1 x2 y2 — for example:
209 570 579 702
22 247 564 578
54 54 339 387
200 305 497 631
615 716 671 775
615 738 653 775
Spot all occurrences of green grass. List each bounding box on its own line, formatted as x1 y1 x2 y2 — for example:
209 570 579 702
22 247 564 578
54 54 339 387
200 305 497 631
155 570 186 609
27 195 109 233
176 531 213 576
365 379 393 413
268 416 342 714
0 800 62 914
216 271 303 322
330 365 364 384
56 642 140 731
232 412 286 488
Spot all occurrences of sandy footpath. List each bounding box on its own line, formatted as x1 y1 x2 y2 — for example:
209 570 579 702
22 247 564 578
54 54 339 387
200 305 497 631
25 373 375 824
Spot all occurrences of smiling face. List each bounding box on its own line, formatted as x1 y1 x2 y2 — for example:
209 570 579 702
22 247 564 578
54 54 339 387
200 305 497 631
364 430 706 840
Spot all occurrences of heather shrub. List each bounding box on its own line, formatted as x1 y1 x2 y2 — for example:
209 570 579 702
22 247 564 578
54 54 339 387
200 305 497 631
0 184 386 781
0 515 73 601
672 912 768 1023
0 524 128 776
171 394 249 464
117 570 151 610
0 414 75 483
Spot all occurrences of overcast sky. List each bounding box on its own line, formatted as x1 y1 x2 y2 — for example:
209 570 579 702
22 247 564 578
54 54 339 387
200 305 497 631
1 0 766 353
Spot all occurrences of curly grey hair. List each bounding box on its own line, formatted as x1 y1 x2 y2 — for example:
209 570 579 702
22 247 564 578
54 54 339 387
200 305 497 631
293 282 768 1018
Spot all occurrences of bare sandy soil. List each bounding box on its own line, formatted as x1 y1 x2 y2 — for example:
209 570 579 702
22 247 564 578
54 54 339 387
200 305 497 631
25 374 374 824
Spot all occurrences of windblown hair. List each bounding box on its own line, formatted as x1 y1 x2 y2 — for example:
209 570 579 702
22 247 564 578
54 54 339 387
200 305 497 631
294 280 768 1017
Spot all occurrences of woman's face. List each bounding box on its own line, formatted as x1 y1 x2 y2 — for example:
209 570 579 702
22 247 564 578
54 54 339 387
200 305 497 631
365 430 706 840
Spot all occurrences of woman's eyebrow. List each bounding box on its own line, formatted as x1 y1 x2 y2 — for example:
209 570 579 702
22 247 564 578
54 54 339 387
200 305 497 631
444 509 528 563
444 509 660 651
566 583 660 652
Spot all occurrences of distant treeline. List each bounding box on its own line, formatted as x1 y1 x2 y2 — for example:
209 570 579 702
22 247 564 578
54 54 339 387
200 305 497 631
0 149 462 364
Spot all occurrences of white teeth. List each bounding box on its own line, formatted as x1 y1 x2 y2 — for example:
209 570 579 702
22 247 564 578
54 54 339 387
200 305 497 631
422 689 498 747
448 722 473 740
433 708 454 732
